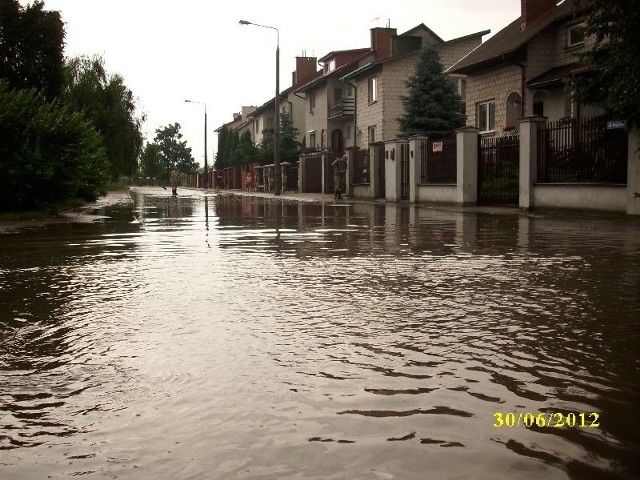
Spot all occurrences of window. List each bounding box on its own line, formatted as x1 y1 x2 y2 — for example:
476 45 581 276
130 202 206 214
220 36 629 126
266 116 274 130
567 24 585 48
347 86 353 97
533 101 544 116
477 100 495 133
368 126 376 144
309 131 316 149
309 91 316 112
368 77 377 103
328 59 336 72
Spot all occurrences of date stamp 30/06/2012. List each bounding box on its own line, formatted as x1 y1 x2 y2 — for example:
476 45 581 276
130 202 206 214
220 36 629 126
493 412 600 428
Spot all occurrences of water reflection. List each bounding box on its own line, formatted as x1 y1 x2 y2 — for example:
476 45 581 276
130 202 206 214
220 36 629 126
1 187 639 479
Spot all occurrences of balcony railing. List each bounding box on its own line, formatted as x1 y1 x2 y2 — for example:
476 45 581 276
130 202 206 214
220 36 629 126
327 97 355 119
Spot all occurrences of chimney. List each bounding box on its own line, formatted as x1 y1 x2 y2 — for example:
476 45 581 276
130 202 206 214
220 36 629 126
521 0 557 30
371 27 397 60
293 56 318 86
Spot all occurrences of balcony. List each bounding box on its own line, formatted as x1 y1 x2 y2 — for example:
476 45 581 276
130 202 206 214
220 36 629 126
328 97 355 119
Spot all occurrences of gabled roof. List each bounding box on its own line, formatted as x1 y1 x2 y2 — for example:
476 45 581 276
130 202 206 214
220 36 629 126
400 23 444 43
447 1 585 74
295 49 373 93
341 29 490 81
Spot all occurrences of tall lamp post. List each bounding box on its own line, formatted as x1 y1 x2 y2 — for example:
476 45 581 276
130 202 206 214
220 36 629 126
239 19 280 196
184 99 208 189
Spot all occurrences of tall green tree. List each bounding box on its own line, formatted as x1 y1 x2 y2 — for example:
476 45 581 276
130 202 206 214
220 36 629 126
0 0 64 100
0 81 109 212
279 113 302 162
139 142 164 180
231 130 260 166
398 46 465 138
215 125 230 169
153 123 198 176
572 0 640 127
63 55 144 179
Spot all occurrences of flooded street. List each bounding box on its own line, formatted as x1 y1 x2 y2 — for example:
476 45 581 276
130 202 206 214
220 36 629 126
1 186 639 479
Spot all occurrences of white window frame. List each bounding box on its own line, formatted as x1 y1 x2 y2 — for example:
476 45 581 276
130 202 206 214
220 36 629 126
567 23 585 48
368 126 376 144
367 77 377 104
309 91 316 112
477 100 495 134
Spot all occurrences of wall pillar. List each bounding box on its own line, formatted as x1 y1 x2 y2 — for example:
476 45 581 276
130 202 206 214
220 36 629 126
519 115 546 209
627 127 640 215
384 140 406 202
455 126 478 204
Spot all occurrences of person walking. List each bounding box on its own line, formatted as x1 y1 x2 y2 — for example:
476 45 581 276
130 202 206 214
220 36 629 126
245 171 253 192
331 154 347 200
170 166 179 196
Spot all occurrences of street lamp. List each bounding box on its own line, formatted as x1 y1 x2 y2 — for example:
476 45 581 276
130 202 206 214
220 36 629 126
239 19 281 196
184 99 208 189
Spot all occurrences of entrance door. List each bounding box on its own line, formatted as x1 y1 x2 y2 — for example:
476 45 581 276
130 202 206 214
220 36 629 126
331 129 344 155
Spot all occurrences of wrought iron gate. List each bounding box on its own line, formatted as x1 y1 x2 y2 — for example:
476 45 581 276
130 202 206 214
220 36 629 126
400 143 410 200
478 134 519 205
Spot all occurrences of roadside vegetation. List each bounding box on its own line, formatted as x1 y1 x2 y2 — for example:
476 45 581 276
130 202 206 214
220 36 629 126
0 0 145 215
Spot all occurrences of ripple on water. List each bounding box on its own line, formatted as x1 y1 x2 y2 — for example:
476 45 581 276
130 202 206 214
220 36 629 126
1 190 639 479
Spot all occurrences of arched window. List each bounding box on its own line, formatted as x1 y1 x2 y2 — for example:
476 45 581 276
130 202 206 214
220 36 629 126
505 92 522 132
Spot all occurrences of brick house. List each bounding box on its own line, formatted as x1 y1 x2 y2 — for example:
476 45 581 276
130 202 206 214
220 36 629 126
447 0 598 135
341 24 489 149
294 47 372 156
248 56 319 148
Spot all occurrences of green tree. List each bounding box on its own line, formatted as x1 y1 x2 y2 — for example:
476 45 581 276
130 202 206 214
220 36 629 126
0 81 109 212
153 123 198 176
139 142 164 180
0 0 65 100
572 0 640 127
231 130 260 166
280 113 302 162
398 46 465 138
63 55 144 179
214 125 230 169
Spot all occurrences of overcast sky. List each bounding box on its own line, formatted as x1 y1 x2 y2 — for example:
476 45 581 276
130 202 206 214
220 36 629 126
28 0 521 169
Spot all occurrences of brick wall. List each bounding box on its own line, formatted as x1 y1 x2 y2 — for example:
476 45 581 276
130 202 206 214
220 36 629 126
465 63 522 133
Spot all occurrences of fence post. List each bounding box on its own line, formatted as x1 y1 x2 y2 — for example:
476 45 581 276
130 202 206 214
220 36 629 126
519 115 546 210
409 135 427 203
384 139 406 202
628 127 640 215
455 126 478 205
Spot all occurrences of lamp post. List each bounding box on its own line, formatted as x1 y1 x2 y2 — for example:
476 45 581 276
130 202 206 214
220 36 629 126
184 99 208 189
239 19 280 196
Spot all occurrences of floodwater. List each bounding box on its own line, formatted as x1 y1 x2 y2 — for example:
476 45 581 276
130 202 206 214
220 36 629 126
1 187 639 480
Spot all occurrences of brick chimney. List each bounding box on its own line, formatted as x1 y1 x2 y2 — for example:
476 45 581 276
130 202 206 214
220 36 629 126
292 56 318 86
521 0 557 30
371 27 397 60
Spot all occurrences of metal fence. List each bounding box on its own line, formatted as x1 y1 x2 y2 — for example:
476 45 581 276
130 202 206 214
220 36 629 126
478 134 520 205
400 143 410 199
353 149 370 184
420 137 457 184
537 116 628 183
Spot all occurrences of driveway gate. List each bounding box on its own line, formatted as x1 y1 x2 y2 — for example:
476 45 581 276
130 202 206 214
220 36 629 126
400 143 410 200
478 134 519 205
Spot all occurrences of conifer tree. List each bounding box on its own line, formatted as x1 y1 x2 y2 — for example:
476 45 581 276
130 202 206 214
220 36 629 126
398 46 464 138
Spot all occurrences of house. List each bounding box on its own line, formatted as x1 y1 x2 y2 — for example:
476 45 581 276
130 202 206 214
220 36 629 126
447 0 598 135
249 56 319 148
295 46 373 156
341 24 489 149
